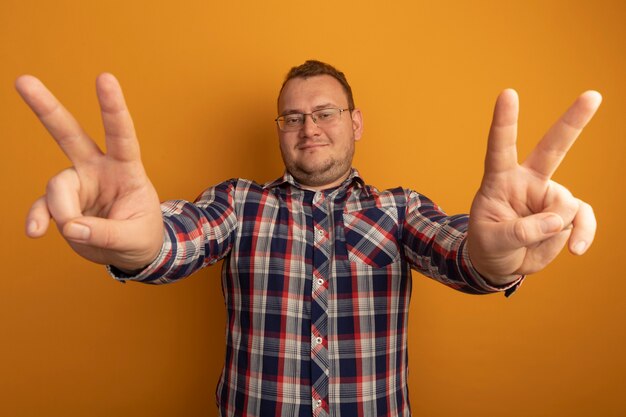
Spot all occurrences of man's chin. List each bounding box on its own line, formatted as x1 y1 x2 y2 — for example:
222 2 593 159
290 164 351 188
295 161 335 177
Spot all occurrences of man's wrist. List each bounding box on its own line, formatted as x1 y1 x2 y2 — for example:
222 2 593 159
479 272 521 287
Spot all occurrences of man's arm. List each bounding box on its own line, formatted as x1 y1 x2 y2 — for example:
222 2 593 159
16 74 164 271
401 191 522 295
109 181 239 284
467 89 601 285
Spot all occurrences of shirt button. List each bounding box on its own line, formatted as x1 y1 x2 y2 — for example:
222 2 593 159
315 336 323 345
316 278 324 286
316 228 325 238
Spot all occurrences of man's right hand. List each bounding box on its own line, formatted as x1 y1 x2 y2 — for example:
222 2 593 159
16 73 164 271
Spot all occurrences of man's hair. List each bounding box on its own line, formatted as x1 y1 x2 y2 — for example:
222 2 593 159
278 60 355 110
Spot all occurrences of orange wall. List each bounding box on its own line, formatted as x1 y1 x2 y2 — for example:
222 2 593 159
1 1 625 416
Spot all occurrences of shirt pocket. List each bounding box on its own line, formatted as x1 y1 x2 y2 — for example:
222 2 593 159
342 206 401 268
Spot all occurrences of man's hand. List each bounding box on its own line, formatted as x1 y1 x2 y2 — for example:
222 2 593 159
467 89 602 285
16 74 164 271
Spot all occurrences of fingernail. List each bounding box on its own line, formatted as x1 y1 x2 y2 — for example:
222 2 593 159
26 220 39 236
541 215 562 234
573 241 587 255
65 223 91 241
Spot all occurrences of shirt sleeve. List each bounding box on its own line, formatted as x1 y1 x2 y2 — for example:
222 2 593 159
400 190 522 296
107 179 239 284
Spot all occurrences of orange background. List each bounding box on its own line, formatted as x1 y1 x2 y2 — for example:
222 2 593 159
1 1 625 416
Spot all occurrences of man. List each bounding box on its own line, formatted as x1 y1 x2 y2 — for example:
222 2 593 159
16 60 601 417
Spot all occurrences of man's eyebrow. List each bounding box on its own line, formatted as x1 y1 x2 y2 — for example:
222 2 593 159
312 103 336 110
279 103 339 116
280 109 303 116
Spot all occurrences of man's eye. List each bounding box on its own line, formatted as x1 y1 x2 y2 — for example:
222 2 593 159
284 116 302 125
317 110 335 120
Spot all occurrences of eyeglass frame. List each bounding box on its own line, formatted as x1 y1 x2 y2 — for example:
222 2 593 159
274 108 352 132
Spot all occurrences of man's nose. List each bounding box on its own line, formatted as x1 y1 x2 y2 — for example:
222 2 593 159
301 114 320 136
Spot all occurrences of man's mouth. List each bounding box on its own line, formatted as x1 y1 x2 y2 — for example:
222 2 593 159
297 142 329 150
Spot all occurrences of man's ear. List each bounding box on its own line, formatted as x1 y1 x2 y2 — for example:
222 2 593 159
351 108 363 141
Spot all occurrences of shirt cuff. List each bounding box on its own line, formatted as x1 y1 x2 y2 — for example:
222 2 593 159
106 235 169 283
462 243 524 297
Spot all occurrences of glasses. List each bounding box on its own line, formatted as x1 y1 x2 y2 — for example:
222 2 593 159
275 108 351 132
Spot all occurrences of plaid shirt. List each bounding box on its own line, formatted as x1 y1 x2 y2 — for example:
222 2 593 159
111 169 519 417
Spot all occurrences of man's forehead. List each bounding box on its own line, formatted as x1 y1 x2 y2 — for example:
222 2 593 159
278 75 348 112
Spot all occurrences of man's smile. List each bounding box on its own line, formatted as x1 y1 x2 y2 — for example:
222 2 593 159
297 142 330 150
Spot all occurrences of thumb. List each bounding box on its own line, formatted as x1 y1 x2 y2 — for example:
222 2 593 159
63 221 93 242
62 215 159 252
505 213 564 248
61 215 163 269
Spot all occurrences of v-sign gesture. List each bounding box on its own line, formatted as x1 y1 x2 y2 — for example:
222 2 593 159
468 89 602 285
16 74 163 271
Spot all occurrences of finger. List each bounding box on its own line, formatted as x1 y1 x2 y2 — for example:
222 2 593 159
484 89 519 175
96 73 141 162
568 200 596 255
45 168 82 227
523 91 602 179
521 229 571 275
541 181 579 229
15 75 102 165
25 196 51 238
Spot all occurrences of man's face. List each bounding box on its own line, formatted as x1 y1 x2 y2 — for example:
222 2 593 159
277 75 363 190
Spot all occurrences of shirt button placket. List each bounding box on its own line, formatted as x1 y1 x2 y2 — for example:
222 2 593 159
311 193 330 416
